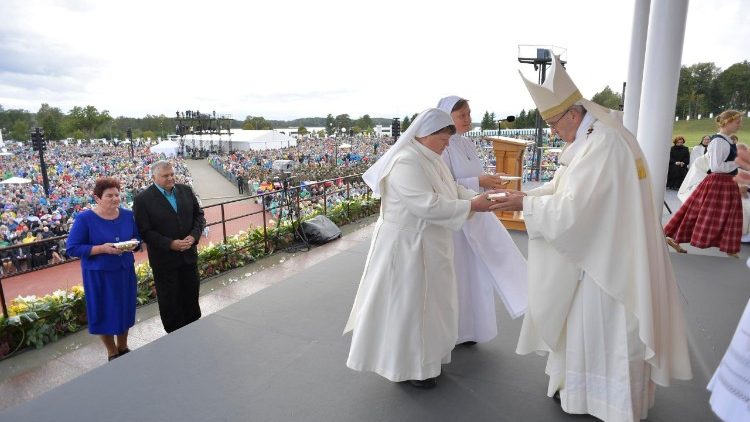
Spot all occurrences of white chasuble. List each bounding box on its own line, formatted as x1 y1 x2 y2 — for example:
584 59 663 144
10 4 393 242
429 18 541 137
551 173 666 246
517 117 692 421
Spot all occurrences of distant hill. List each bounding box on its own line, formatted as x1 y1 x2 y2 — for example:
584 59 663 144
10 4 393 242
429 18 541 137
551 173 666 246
265 117 394 129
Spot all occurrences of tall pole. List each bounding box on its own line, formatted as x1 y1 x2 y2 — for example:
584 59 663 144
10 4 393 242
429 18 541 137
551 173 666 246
534 63 548 181
636 0 689 213
32 127 51 197
127 128 134 158
624 0 651 135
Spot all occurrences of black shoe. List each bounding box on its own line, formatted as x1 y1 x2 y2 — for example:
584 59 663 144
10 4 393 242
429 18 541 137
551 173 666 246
108 353 120 362
118 348 130 356
408 378 437 389
458 341 477 346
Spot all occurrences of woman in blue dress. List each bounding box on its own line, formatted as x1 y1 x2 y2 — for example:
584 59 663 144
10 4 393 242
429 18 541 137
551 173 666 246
66 177 141 361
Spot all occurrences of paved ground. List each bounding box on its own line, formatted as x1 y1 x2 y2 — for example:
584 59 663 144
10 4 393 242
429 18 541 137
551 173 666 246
0 216 379 411
1 215 748 421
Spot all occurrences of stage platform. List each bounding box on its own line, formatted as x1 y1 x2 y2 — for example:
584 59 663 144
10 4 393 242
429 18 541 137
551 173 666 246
2 223 749 421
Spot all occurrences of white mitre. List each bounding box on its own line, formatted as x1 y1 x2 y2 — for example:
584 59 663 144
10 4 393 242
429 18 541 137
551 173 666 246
519 53 624 128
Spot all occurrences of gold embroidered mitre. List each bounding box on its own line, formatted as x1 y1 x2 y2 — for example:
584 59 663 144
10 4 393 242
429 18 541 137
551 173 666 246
519 53 583 121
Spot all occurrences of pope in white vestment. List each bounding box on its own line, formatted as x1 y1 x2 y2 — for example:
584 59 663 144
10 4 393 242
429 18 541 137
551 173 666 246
492 54 693 421
436 95 528 344
344 108 500 386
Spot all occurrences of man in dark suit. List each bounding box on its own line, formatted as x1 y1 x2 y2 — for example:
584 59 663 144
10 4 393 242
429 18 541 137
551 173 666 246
133 160 206 333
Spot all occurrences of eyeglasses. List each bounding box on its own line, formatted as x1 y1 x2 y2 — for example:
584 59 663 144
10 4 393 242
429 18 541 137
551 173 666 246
545 108 571 129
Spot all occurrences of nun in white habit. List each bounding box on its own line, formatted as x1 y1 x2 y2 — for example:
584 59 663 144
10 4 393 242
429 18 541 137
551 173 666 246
344 108 501 388
437 95 528 345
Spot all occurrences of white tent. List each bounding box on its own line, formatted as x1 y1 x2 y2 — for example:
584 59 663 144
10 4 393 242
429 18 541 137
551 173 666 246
150 140 180 157
182 130 296 152
0 176 32 184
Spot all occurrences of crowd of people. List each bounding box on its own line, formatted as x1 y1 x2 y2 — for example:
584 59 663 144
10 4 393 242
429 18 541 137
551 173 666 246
0 142 193 274
207 136 392 219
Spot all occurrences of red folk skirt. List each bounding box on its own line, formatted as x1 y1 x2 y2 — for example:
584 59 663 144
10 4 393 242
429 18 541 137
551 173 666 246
664 173 742 254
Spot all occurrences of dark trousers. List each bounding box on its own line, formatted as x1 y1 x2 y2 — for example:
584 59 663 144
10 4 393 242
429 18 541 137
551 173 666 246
153 263 201 333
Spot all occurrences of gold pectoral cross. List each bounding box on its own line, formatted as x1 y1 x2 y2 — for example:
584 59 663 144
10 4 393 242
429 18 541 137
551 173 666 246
635 158 647 180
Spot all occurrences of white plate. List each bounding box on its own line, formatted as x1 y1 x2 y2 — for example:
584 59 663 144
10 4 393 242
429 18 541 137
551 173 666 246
113 240 139 250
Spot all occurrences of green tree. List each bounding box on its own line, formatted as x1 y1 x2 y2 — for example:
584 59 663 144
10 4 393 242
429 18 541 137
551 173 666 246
297 126 308 136
37 103 65 141
591 86 622 110
514 108 540 128
0 107 33 139
516 109 528 127
10 119 30 142
355 114 374 132
676 62 720 118
142 130 156 140
333 114 352 133
242 116 272 130
401 115 411 131
713 61 750 112
325 114 335 135
64 105 111 138
480 111 494 131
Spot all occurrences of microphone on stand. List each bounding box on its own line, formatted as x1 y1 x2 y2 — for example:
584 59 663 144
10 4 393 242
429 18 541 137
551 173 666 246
497 116 515 133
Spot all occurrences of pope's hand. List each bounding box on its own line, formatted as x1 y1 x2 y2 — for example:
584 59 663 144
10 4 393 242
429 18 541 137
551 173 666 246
470 192 499 212
488 190 525 212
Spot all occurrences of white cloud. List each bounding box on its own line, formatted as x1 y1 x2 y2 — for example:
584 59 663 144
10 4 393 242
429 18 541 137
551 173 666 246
0 0 747 121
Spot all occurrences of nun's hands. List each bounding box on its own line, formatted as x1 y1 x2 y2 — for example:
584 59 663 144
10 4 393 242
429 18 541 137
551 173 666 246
479 173 511 190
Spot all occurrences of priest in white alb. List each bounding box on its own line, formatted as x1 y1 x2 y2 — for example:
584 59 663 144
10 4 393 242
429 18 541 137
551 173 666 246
491 53 693 421
344 108 501 389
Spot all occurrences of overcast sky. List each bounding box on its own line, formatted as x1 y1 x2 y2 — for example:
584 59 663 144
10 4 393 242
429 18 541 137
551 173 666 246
0 0 747 122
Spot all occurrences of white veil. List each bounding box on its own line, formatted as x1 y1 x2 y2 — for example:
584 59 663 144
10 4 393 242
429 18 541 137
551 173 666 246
436 95 465 114
362 108 455 195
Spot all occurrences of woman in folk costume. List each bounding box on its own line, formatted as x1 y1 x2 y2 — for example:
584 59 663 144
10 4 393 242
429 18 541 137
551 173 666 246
344 108 501 389
492 53 692 421
436 95 527 345
678 146 750 244
665 110 744 257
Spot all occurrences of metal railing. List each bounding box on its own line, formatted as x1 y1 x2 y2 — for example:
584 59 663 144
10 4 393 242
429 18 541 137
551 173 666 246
0 173 374 318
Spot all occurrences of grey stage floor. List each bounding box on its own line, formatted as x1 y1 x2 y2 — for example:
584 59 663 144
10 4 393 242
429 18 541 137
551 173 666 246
2 231 749 421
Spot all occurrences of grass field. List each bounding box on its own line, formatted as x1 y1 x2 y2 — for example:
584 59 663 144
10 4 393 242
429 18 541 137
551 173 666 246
673 118 750 147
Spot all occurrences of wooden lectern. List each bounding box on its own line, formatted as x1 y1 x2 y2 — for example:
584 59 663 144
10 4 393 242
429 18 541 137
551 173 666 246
484 136 528 231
